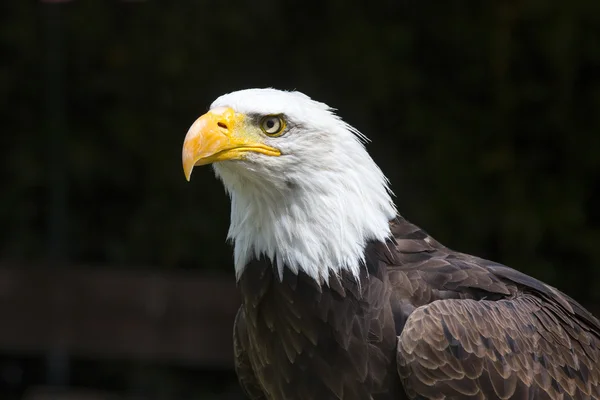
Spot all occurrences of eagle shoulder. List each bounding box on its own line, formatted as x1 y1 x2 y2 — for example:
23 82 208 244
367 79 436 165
380 216 600 399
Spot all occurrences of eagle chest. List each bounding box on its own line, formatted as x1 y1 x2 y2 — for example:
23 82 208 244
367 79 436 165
236 259 401 399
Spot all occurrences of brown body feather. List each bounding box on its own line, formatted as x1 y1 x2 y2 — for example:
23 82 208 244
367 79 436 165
234 216 600 399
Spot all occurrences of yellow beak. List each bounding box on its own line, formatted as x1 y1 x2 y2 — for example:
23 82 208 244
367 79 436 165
181 107 281 181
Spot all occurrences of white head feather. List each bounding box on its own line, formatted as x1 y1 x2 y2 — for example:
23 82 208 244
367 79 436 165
210 88 397 283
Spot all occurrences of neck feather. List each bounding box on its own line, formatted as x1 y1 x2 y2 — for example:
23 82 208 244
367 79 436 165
216 152 396 283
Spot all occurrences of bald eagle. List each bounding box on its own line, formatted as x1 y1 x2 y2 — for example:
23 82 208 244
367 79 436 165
182 89 600 400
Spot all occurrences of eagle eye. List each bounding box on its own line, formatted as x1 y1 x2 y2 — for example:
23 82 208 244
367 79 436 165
260 115 286 137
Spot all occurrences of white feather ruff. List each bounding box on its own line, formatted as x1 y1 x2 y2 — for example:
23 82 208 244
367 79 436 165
209 89 397 283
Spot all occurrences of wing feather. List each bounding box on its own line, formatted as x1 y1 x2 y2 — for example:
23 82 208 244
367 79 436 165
384 216 600 399
397 296 600 399
233 308 266 400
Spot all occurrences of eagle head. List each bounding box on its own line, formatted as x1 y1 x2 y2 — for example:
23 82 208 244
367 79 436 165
182 88 396 282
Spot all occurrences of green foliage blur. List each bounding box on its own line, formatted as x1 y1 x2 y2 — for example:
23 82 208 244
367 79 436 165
2 1 600 303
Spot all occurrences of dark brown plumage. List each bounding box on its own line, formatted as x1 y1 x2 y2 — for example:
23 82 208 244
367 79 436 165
234 216 600 400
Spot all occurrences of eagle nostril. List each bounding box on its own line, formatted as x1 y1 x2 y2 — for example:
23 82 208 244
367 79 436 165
217 122 228 130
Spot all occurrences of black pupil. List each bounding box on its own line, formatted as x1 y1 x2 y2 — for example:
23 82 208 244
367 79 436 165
266 119 276 129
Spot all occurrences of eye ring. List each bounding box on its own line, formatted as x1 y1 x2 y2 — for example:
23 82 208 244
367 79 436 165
260 115 286 137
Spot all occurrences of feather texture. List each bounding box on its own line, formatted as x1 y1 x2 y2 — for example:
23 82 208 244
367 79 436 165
234 216 600 399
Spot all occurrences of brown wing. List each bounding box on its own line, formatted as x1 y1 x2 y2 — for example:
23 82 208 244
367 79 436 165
398 296 600 399
381 217 600 399
233 308 266 400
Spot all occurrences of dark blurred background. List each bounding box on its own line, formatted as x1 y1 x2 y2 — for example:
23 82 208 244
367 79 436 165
1 0 600 398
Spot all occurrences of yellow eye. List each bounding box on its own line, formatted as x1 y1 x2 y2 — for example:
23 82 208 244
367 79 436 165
260 115 285 136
